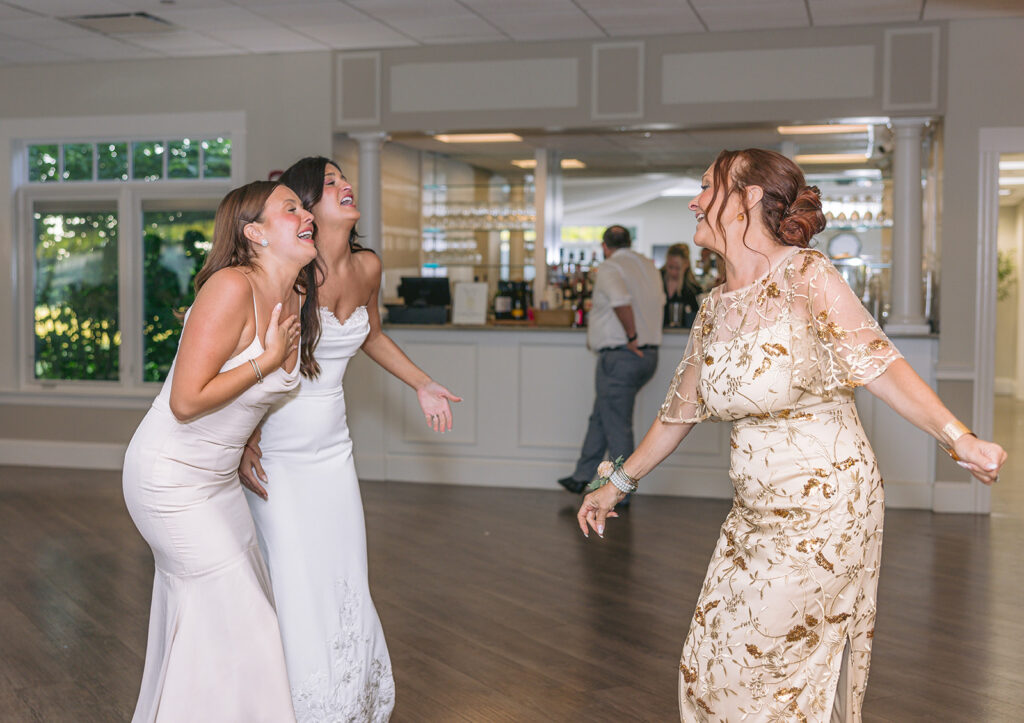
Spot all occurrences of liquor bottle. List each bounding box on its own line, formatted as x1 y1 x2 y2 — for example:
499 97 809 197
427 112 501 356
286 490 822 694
493 281 512 320
511 281 526 320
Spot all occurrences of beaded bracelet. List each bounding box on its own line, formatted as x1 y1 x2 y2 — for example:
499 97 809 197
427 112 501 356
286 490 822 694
585 456 639 494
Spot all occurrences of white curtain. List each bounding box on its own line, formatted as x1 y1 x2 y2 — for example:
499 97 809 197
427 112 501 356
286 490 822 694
562 176 700 225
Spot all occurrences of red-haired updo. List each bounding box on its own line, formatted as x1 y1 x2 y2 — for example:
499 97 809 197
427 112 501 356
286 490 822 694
708 148 826 248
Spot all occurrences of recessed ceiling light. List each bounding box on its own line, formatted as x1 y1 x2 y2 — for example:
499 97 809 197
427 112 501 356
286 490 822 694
510 158 585 169
434 133 522 143
795 153 871 164
778 124 870 135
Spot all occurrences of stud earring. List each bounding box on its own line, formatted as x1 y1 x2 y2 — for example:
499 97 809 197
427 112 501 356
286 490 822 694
260 238 269 247
737 213 745 222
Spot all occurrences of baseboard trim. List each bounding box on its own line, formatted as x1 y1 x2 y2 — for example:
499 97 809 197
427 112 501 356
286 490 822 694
0 439 126 470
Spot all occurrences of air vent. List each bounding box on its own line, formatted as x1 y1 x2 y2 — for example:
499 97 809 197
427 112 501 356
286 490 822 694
65 12 174 35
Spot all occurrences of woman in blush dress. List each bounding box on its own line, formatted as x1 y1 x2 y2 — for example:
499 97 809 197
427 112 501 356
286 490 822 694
123 181 318 722
237 156 460 721
578 149 1006 722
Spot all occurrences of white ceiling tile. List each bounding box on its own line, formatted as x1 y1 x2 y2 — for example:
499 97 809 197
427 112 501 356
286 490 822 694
809 0 921 26
293 21 416 49
0 4 37 20
38 34 162 59
120 29 237 53
924 0 1024 20
389 15 505 42
248 2 367 26
0 17 97 39
690 0 810 31
579 1 706 35
155 7 278 31
4 0 127 15
126 0 233 8
205 26 325 52
0 37 79 63
461 1 604 42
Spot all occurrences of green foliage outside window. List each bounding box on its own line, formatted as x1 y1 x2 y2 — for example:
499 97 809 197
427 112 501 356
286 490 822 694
202 138 231 178
29 145 58 183
34 210 120 381
133 141 164 181
142 211 213 382
97 142 129 181
167 139 200 179
62 144 93 181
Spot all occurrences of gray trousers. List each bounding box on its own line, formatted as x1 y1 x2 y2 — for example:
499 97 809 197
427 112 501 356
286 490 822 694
572 347 659 483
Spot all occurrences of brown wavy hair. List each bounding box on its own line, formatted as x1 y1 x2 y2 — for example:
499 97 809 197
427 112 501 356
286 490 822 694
707 148 826 251
192 180 321 378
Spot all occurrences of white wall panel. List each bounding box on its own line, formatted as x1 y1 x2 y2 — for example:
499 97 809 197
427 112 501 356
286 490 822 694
390 58 579 112
662 45 874 104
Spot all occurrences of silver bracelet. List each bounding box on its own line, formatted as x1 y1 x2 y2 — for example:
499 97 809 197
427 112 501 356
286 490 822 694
249 358 264 383
609 467 638 494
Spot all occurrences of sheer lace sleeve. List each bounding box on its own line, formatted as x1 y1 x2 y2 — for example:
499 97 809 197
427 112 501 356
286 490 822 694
658 299 711 424
799 250 902 391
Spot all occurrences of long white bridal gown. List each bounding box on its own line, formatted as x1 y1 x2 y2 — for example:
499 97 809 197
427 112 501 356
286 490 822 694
245 305 395 722
122 297 297 722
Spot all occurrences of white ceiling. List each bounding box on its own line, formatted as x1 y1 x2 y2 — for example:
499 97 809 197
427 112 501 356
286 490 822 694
1 0 1023 65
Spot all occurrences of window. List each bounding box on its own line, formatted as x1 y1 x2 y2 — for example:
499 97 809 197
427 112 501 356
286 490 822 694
17 134 235 392
26 137 232 184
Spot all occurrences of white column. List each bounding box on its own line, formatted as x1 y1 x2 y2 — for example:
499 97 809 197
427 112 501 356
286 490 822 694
885 118 932 335
350 131 387 254
533 148 561 307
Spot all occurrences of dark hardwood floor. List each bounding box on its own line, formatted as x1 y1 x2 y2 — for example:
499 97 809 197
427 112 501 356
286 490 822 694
1 463 1023 721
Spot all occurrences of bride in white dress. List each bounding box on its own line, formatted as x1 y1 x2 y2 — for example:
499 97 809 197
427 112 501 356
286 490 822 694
123 181 315 721
239 157 461 721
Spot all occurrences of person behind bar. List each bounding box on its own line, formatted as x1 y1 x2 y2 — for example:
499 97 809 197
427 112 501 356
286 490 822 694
662 243 702 328
557 225 665 505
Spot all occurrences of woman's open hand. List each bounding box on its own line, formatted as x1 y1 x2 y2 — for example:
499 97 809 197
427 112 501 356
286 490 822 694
262 303 300 372
417 381 462 433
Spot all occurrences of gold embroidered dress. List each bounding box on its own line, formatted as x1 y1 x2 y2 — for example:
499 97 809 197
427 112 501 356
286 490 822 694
660 248 902 722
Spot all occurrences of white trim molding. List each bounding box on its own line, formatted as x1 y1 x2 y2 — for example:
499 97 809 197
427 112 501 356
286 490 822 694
591 41 645 121
974 127 1024 513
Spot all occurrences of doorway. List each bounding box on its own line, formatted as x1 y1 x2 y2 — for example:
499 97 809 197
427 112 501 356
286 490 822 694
993 152 1024 517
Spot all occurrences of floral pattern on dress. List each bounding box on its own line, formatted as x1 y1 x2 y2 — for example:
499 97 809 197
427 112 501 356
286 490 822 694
290 579 396 723
659 248 901 722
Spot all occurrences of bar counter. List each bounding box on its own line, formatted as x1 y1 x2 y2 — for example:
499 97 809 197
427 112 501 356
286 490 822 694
344 323 941 508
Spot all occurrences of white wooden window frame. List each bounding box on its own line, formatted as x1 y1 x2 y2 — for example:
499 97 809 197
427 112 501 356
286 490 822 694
4 112 246 404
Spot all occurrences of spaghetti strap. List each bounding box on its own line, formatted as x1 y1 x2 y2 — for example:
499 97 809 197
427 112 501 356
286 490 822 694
227 267 259 327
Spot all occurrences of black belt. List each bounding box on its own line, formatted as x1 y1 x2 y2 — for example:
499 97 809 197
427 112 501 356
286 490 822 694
599 344 658 353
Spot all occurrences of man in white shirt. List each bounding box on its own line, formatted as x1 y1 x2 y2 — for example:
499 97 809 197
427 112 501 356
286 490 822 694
558 226 666 504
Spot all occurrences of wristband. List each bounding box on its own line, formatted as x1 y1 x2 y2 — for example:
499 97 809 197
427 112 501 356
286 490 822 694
627 333 638 343
941 420 974 461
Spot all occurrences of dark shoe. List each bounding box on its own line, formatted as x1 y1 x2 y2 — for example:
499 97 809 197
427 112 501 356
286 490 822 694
615 493 632 509
558 476 587 494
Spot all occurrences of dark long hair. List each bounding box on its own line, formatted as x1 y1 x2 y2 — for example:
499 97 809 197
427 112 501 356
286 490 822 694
279 156 375 378
193 180 321 378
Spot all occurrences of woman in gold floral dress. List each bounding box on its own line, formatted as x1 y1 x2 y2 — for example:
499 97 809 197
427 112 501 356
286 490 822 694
578 149 1006 722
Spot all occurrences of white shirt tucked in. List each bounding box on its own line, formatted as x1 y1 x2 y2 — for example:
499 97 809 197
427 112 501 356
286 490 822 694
587 247 666 352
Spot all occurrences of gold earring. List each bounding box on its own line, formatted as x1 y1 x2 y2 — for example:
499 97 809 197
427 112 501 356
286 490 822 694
737 212 745 222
